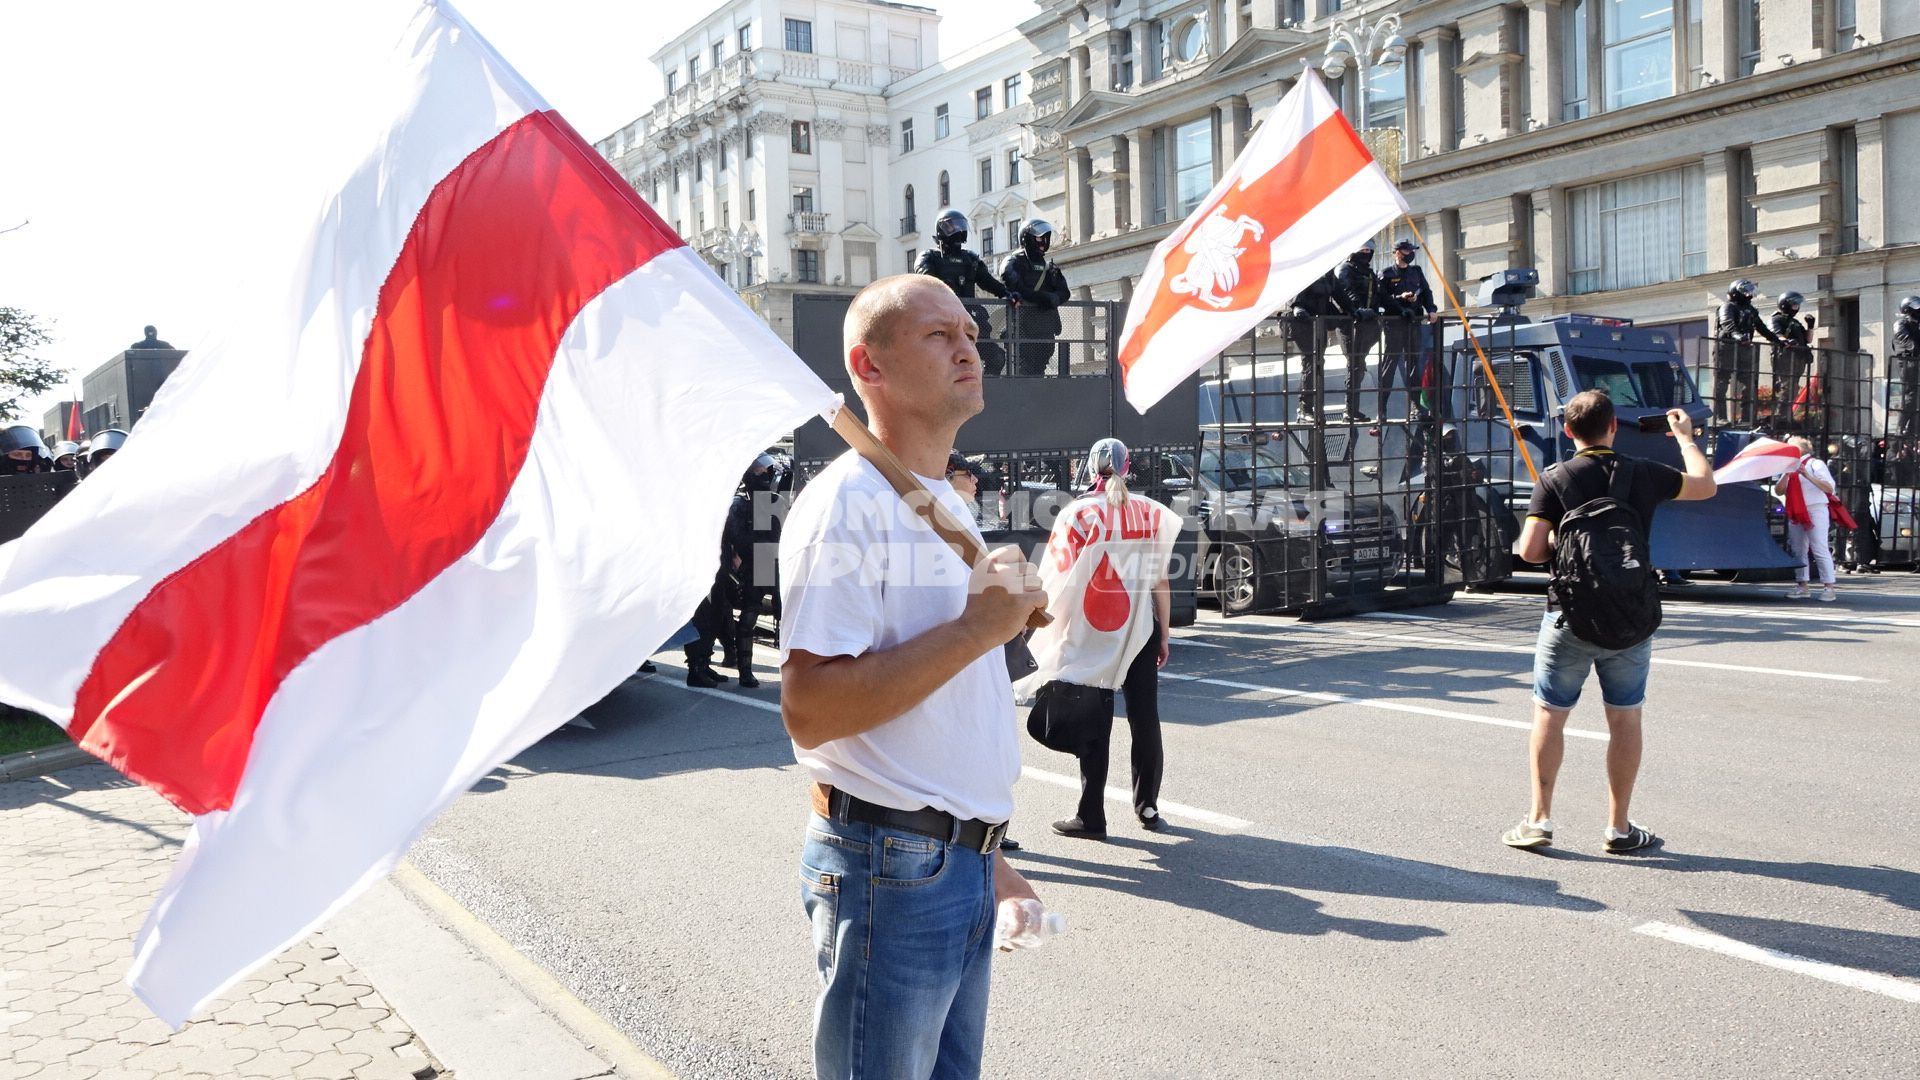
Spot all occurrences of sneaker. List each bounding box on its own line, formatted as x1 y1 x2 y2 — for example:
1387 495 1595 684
1789 584 1810 599
1603 823 1661 854
1818 586 1837 602
1344 408 1373 424
1051 817 1107 839
1501 819 1554 849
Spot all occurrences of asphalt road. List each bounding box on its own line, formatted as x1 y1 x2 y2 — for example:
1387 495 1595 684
405 572 1920 1080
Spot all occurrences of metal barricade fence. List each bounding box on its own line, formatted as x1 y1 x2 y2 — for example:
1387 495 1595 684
965 298 1112 378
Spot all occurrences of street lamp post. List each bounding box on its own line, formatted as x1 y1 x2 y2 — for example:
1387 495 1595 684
1318 13 1407 132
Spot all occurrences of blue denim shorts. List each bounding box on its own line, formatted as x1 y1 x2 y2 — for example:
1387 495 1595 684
1531 610 1654 711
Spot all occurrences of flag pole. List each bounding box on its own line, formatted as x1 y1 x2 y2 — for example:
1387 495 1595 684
1402 215 1542 485
829 404 1053 629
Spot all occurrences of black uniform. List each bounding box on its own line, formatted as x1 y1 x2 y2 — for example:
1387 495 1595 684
1285 270 1349 417
1895 314 1920 436
1712 297 1782 425
1331 253 1383 418
726 477 783 687
998 250 1070 377
1770 308 1814 418
915 246 1010 375
1378 260 1437 418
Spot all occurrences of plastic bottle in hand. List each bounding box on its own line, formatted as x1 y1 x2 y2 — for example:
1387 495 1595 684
993 897 1067 951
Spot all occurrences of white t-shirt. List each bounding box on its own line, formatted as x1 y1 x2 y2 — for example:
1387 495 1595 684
1017 492 1182 694
1791 456 1835 511
777 451 1021 823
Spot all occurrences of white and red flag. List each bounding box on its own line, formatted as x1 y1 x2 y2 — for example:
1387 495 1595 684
1114 69 1408 412
1712 437 1803 484
0 1 835 1025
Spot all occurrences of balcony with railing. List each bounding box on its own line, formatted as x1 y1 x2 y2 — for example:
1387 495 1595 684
788 211 831 235
899 214 917 237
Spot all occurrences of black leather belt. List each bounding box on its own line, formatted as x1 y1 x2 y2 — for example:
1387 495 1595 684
822 785 1007 855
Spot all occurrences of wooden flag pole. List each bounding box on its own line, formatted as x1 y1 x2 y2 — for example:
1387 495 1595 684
830 404 1053 629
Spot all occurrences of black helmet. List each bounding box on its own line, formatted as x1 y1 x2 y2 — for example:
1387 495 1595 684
2 424 46 474
933 208 969 245
85 428 129 473
1728 279 1758 300
1019 219 1053 253
742 452 777 492
1901 295 1920 319
1778 290 1804 311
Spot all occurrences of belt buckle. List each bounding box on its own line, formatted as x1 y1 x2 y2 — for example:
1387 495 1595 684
978 820 1007 855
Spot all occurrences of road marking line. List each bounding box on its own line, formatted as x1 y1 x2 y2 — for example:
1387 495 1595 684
1159 672 1610 741
1355 610 1444 622
1450 592 1920 628
1633 921 1920 1004
1170 639 1229 648
1179 625 1878 682
1020 766 1254 830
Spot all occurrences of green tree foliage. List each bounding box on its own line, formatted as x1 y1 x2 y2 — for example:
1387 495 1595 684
0 307 64 422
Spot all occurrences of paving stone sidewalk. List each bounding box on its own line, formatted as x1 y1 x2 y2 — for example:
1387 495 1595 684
0 763 448 1080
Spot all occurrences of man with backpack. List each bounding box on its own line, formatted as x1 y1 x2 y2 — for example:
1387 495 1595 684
1502 390 1717 854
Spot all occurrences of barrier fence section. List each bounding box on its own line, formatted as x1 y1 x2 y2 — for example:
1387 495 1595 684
960 297 1114 379
1688 339 1918 570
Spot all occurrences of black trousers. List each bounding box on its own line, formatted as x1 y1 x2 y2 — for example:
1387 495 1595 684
1713 341 1761 424
1378 317 1425 419
1330 319 1379 413
684 568 733 667
733 584 772 669
1072 624 1164 828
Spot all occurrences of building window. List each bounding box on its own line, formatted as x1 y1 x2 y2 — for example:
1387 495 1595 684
1004 74 1023 109
688 56 700 83
713 41 724 68
1325 0 1344 12
1835 0 1859 52
1007 221 1020 250
938 171 951 207
975 86 993 119
793 249 821 283
719 141 729 171
1173 116 1212 218
1683 0 1704 89
738 24 752 52
1112 33 1135 89
1563 1 1589 119
722 204 730 230
1147 20 1168 80
694 153 704 182
652 178 662 203
666 70 679 94
901 118 914 153
785 18 812 53
1736 0 1761 77
1603 0 1674 110
1366 59 1406 134
745 132 755 159
791 121 812 155
902 185 916 234
1007 148 1022 184
746 189 756 222
1449 36 1467 147
1173 16 1206 63
979 158 993 193
1284 0 1306 24
935 104 950 139
1566 163 1707 294
1734 147 1757 265
792 187 815 213
1837 126 1859 254
982 228 995 256
672 166 681 192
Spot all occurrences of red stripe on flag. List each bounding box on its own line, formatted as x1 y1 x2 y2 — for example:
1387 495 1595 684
70 111 680 815
1117 114 1375 376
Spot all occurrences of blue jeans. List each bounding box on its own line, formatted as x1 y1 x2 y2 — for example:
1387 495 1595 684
1532 610 1654 711
800 812 997 1080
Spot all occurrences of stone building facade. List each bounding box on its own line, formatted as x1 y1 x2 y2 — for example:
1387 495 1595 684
1021 0 1919 363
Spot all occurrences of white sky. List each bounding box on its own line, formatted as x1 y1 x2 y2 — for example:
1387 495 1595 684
0 0 1039 425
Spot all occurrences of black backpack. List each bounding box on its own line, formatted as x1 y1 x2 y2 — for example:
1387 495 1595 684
1548 460 1662 650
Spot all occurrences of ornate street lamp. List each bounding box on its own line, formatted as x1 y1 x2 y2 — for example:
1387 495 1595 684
1320 13 1406 131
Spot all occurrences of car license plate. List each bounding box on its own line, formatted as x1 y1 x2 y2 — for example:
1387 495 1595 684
1351 545 1383 563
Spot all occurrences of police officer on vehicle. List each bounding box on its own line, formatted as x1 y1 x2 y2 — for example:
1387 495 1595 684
727 454 783 689
1770 290 1817 421
1894 295 1920 437
1331 240 1384 423
2 426 49 475
1378 239 1438 421
1712 279 1784 426
914 209 1011 375
998 220 1070 377
1287 265 1351 421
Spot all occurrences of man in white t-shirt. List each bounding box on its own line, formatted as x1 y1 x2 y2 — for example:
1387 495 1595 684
779 274 1048 1080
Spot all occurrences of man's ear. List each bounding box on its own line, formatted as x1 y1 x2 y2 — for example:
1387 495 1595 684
847 343 882 388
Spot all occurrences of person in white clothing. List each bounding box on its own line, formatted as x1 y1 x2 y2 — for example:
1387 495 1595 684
779 274 1048 1080
1776 436 1838 601
1019 438 1183 837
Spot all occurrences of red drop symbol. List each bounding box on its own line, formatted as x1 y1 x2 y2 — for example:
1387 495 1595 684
1082 552 1131 633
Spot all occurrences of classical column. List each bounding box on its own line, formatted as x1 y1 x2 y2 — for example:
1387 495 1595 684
1700 0 1734 85
1529 186 1560 295
1702 149 1735 273
1417 28 1456 156
1524 0 1563 131
1127 126 1150 231
1854 117 1885 252
1085 135 1126 239
1216 94 1251 159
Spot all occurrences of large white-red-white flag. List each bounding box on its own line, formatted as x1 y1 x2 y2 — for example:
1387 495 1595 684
0 1 836 1026
1115 70 1408 412
1712 437 1803 484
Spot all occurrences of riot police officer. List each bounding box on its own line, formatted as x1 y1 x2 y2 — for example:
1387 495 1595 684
50 441 80 472
726 454 783 689
1895 295 1920 437
1713 279 1784 426
81 429 129 477
1331 240 1383 423
2 425 49 475
1771 290 1816 422
1378 239 1438 420
914 209 1011 375
998 220 1070 377
1286 265 1350 421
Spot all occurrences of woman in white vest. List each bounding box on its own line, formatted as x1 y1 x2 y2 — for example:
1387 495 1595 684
1020 438 1184 837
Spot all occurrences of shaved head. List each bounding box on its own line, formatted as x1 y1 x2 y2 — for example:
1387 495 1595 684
844 275 953 367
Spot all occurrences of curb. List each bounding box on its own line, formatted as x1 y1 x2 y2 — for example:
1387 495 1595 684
0 741 95 782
